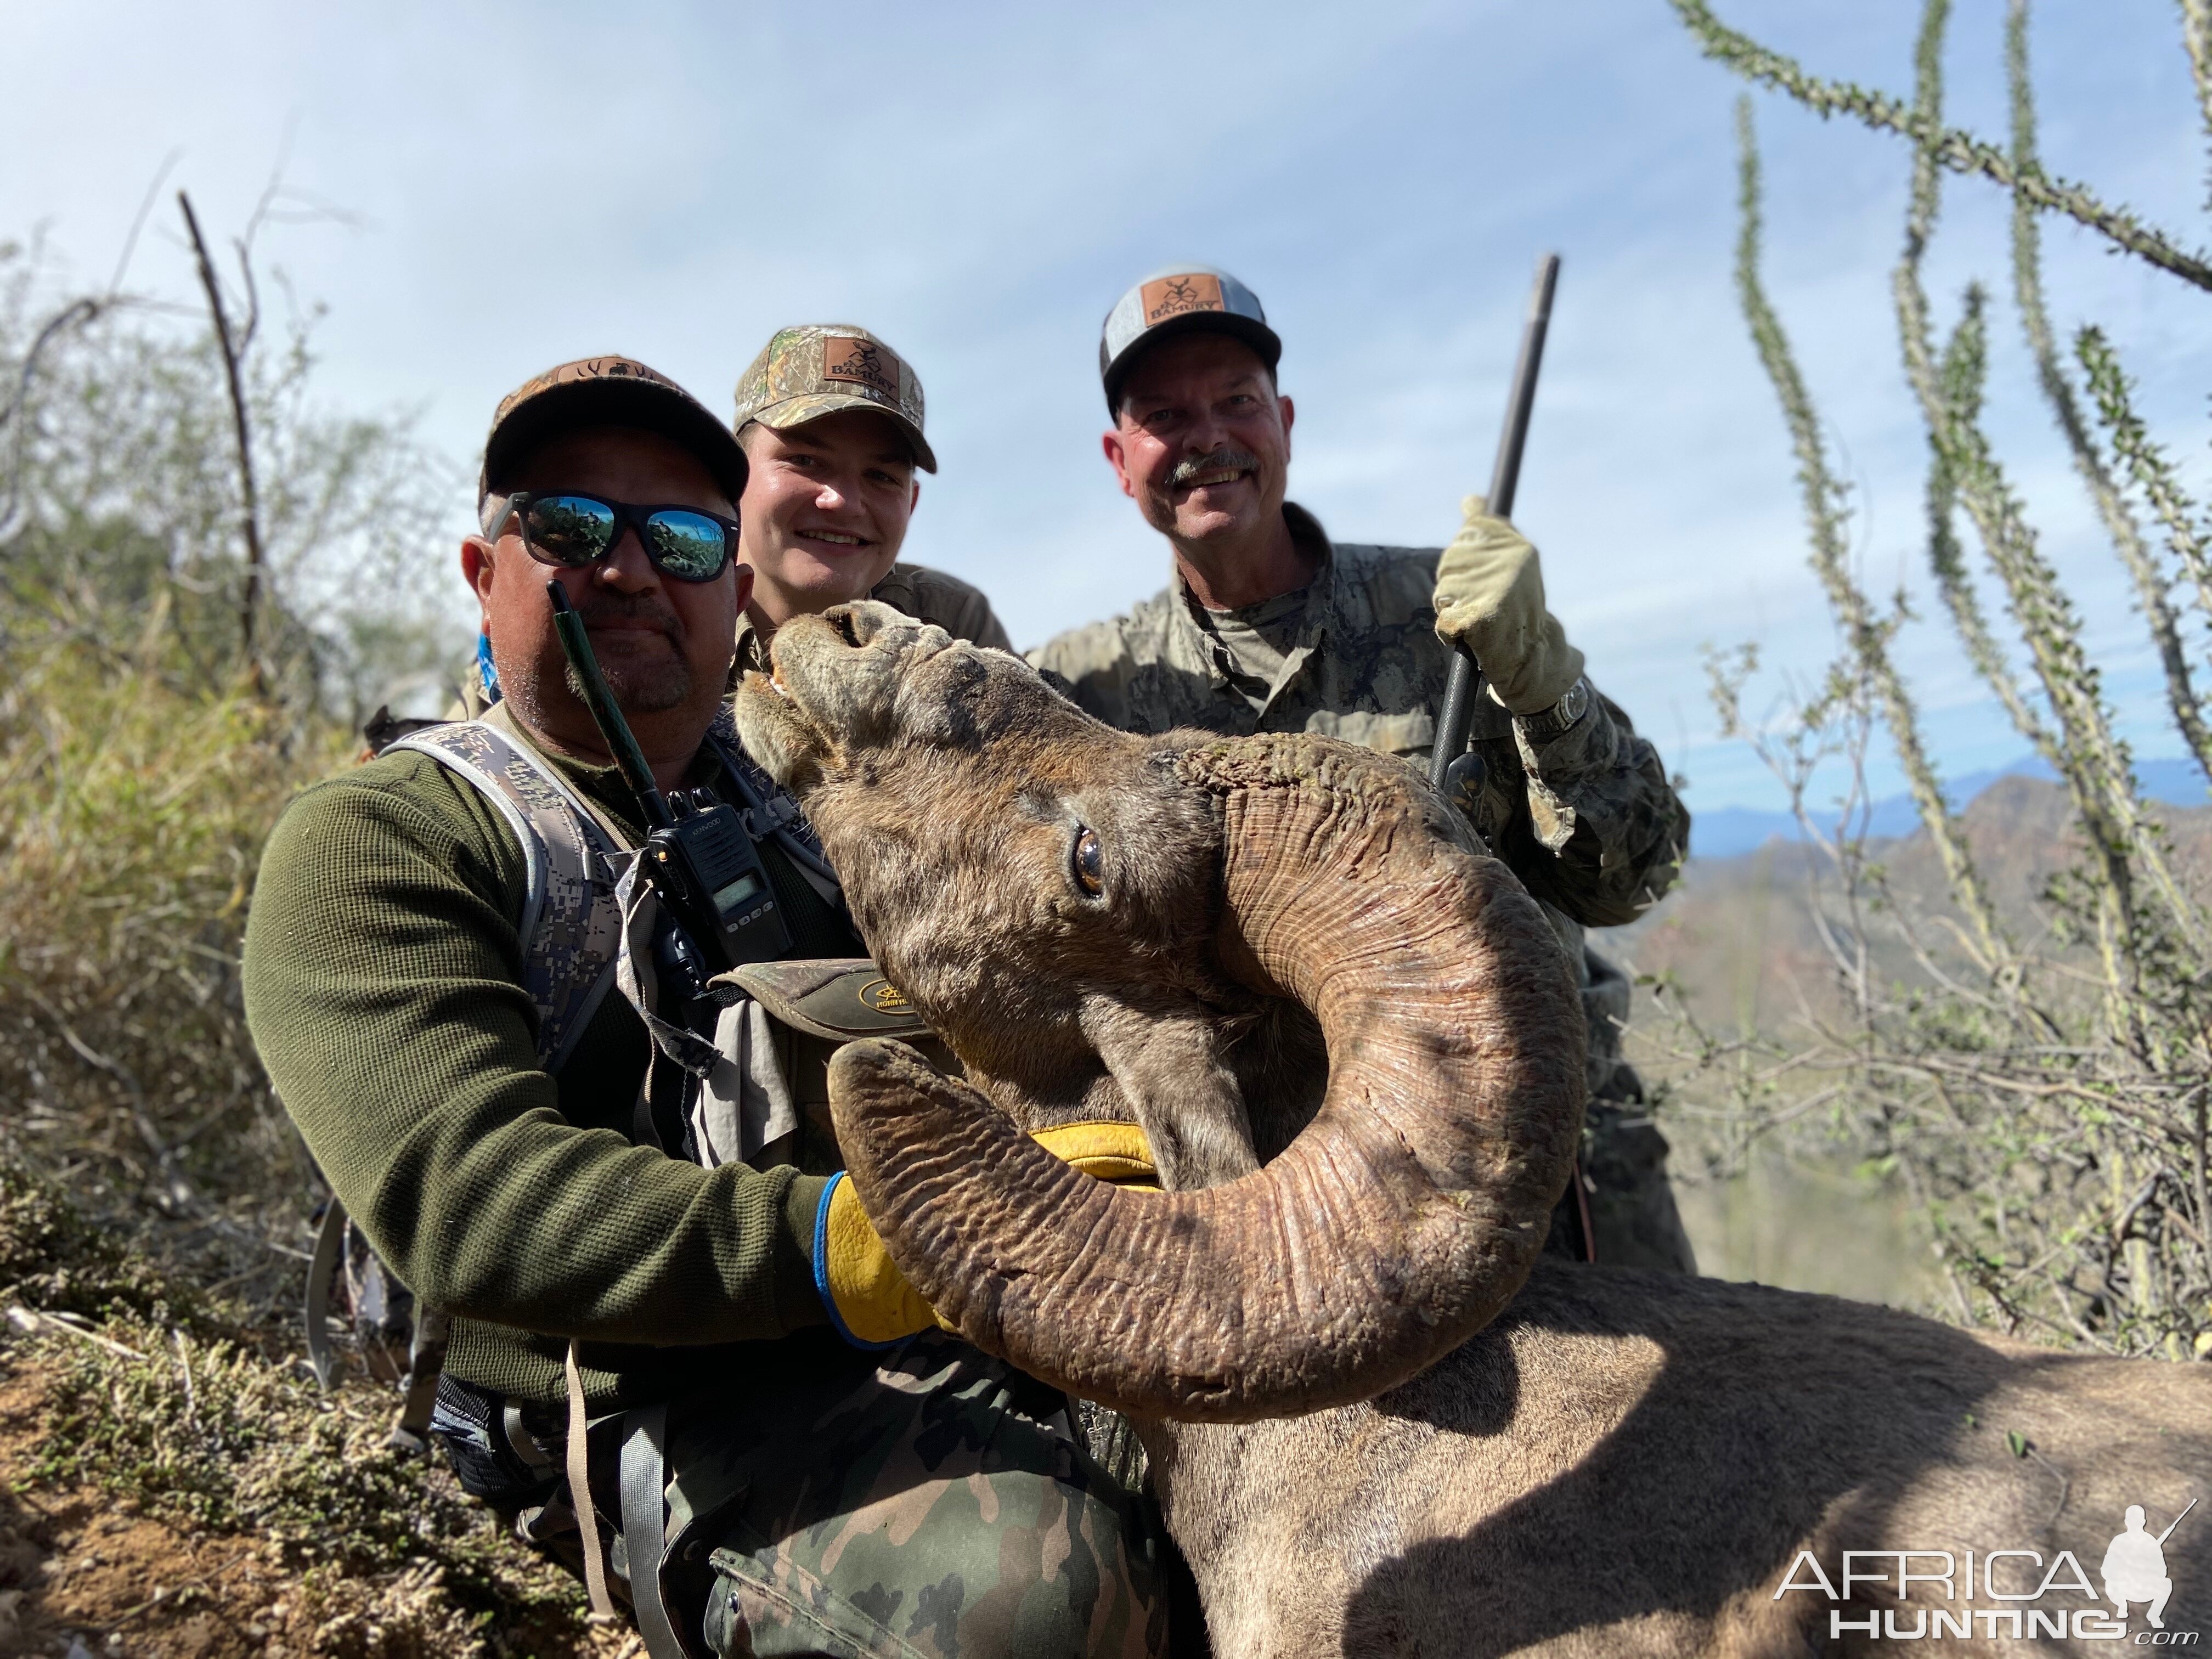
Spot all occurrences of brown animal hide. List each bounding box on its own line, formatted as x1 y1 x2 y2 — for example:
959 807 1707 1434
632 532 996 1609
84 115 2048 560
736 601 1585 1419
736 601 2212 1658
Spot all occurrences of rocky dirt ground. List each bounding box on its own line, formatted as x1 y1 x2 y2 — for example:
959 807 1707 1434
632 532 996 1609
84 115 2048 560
0 1343 637 1659
0 1164 635 1659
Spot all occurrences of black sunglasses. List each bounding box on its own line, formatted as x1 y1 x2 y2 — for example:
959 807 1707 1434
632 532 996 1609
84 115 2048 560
492 491 738 583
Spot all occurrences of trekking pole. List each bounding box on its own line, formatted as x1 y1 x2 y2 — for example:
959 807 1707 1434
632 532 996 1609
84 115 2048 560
1429 253 1562 793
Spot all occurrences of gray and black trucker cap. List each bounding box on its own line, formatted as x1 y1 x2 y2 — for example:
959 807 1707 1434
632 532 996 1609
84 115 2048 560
1098 265 1281 413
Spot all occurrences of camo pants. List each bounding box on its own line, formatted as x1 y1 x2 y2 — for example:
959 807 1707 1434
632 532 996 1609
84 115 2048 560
653 1333 1167 1659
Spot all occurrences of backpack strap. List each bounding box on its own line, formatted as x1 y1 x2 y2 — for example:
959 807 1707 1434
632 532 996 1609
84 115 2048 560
309 720 631 1450
304 1199 348 1390
388 719 629 1074
708 708 844 909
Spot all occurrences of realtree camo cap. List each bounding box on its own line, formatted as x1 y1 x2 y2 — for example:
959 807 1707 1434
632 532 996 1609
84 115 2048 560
731 325 936 473
480 354 749 506
1099 265 1280 413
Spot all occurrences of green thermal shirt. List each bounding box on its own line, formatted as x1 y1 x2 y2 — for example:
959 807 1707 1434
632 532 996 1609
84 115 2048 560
242 726 863 1411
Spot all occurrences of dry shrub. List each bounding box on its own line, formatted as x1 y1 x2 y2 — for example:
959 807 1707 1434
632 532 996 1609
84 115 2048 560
0 629 347 1295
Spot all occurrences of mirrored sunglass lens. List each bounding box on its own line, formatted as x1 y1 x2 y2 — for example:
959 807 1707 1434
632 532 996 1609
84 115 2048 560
524 496 617 566
646 511 729 580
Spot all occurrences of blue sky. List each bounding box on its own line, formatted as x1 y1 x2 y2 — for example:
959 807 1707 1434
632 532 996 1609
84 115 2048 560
6 1 2208 817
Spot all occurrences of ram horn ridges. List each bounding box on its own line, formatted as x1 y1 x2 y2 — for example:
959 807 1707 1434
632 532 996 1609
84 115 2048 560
828 737 1585 1421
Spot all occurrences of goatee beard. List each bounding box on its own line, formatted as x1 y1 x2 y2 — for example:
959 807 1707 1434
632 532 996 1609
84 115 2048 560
566 657 691 716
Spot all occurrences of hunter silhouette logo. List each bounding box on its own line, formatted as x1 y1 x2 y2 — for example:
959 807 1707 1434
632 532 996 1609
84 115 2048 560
2106 1500 2193 1631
1773 1498 2198 1643
1141 272 1225 324
822 336 899 399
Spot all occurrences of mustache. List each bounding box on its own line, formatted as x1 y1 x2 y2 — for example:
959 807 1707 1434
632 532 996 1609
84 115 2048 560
1169 446 1260 488
574 593 682 641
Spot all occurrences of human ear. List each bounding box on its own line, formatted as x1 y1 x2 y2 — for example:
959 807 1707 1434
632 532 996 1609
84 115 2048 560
1101 430 1137 501
461 537 496 610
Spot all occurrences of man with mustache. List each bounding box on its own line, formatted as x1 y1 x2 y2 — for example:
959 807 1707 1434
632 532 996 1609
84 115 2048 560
245 358 1164 1659
730 323 1011 674
1031 267 1696 1272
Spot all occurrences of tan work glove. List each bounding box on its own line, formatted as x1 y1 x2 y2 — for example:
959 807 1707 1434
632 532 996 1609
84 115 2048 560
815 1120 1158 1347
1431 496 1584 716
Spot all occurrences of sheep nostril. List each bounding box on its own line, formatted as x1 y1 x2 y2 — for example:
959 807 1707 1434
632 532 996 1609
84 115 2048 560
831 610 862 647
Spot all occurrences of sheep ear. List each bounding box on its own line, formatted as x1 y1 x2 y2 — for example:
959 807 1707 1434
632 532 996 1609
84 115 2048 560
1083 1004 1257 1190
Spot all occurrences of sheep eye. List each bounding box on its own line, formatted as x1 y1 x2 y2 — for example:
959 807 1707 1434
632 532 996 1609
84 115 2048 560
1073 827 1104 896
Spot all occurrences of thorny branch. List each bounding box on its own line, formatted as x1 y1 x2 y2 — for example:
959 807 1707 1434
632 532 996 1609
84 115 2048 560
1661 0 2212 1359
1673 0 2212 290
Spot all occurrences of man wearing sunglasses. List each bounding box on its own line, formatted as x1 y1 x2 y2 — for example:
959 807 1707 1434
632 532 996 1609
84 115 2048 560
729 323 1011 674
244 357 1165 1659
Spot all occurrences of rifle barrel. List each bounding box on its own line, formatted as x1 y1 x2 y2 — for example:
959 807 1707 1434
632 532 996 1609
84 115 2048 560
2157 1496 2197 1545
546 579 673 828
1430 252 1562 791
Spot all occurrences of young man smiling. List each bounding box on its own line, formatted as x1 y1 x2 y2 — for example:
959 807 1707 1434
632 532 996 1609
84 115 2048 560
730 324 1011 674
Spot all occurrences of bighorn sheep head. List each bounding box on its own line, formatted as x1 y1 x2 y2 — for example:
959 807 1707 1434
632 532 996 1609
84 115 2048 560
735 601 1586 1421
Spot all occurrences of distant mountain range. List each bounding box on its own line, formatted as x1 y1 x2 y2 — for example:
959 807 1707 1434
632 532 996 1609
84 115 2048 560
1690 755 2209 861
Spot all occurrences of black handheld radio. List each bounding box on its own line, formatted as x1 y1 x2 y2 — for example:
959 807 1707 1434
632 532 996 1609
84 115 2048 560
547 580 793 974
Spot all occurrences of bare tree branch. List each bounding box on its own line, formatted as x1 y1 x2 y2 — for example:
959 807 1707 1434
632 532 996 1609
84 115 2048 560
176 190 266 697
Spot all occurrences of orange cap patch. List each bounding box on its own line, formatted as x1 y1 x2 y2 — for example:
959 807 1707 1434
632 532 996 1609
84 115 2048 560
822 336 902 401
1140 273 1226 327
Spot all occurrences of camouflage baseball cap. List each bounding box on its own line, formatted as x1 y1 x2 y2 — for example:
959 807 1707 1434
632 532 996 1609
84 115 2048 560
1099 265 1280 413
732 325 936 473
481 354 748 505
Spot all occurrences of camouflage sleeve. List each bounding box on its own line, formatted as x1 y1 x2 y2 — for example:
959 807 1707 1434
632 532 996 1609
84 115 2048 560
933 579 1014 653
872 564 1014 653
1468 683 1689 928
1027 621 1137 730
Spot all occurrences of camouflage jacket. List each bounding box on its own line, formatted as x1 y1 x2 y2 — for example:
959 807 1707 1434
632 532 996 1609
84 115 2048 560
1028 503 1689 934
736 560 1012 678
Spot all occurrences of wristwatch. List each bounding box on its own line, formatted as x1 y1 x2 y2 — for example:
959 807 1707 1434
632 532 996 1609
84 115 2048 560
1515 676 1590 743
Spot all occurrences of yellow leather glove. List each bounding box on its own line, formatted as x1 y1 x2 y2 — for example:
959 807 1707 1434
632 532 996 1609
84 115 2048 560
1431 495 1585 715
814 1120 1158 1348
